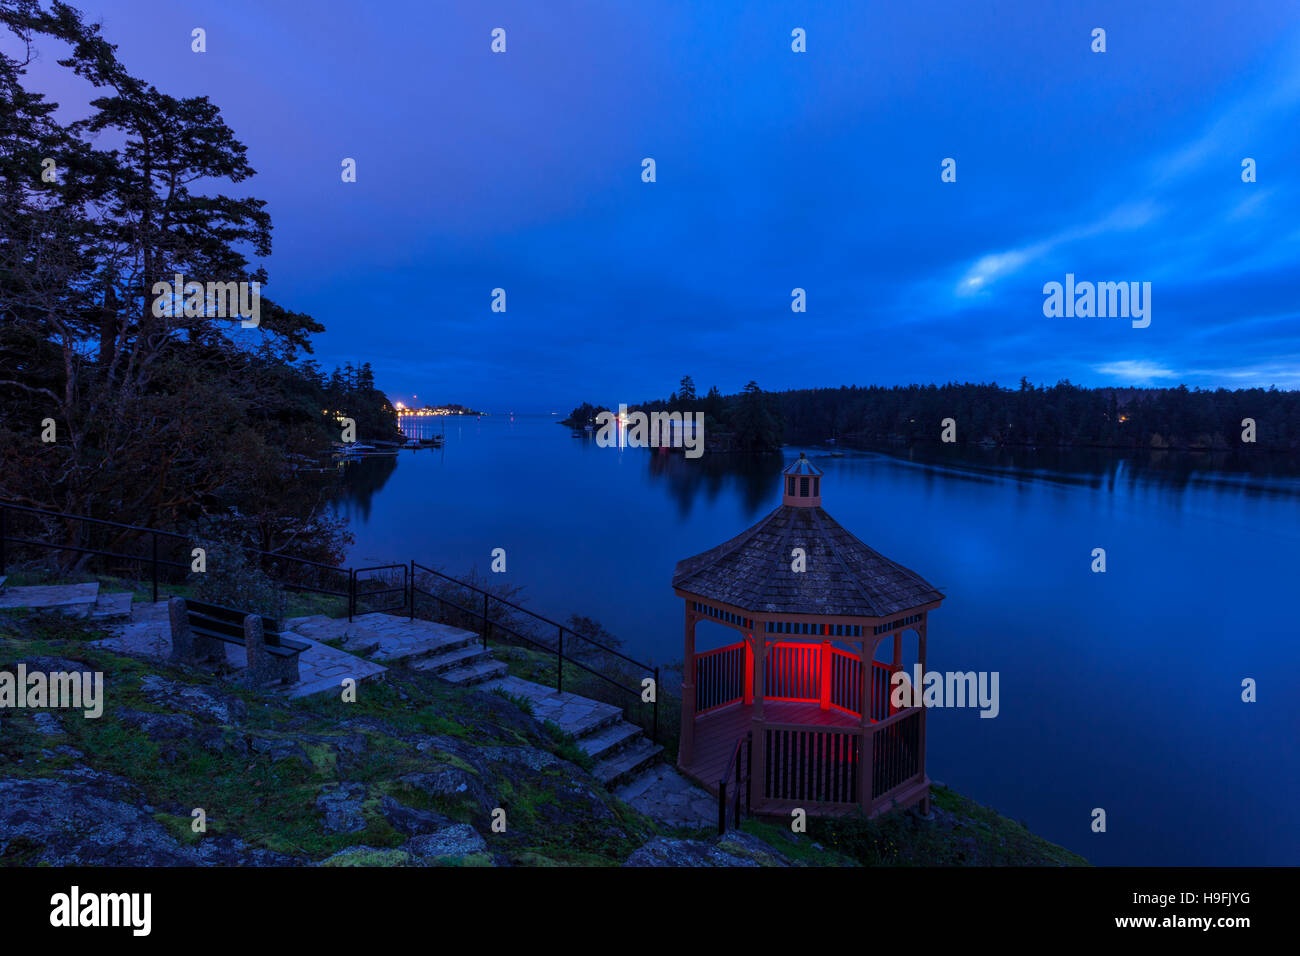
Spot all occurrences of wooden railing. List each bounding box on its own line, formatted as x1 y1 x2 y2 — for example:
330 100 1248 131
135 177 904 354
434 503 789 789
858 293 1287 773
695 641 746 713
762 723 861 804
828 648 860 714
828 648 899 722
761 709 924 809
769 641 897 720
871 707 923 802
696 639 902 721
764 641 821 701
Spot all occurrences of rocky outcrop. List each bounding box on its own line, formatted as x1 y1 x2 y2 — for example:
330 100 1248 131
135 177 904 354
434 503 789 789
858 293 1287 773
138 674 246 724
315 782 368 834
624 832 796 867
0 620 805 868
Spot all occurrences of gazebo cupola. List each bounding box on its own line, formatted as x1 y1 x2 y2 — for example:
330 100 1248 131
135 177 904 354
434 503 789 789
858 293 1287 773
782 452 822 507
672 454 944 820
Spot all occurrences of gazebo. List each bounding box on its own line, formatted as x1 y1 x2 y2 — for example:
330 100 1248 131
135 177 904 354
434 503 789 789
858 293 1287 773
673 453 944 818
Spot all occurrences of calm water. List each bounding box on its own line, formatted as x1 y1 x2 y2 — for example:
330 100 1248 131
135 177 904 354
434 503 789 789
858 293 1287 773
334 415 1300 866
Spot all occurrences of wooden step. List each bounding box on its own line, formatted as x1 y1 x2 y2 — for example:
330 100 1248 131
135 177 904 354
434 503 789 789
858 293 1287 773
593 738 663 788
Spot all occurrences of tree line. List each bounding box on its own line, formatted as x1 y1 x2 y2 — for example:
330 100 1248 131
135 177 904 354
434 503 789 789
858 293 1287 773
772 378 1300 450
571 375 1300 454
564 376 783 453
0 2 396 564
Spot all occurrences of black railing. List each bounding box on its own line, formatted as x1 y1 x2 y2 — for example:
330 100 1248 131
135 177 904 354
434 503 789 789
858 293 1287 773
409 561 659 742
718 731 753 835
0 501 351 606
349 563 408 620
0 500 660 742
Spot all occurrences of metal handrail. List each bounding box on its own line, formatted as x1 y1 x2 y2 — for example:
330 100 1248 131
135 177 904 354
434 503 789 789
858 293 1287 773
411 560 652 672
410 561 660 740
0 500 661 743
349 563 408 621
718 731 753 835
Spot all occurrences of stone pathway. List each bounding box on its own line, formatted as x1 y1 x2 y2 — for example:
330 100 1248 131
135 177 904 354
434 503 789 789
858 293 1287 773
0 581 98 614
0 581 131 620
615 763 717 829
485 674 624 735
91 599 387 699
2 583 712 829
482 673 679 801
285 613 506 685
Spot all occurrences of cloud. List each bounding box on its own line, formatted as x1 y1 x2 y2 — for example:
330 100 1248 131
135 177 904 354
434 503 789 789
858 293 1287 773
1093 360 1181 384
1189 360 1300 389
957 246 1043 295
1094 358 1300 389
953 201 1163 298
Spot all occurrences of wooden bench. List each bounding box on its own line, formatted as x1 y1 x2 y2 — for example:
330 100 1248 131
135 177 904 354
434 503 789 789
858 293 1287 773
168 597 309 687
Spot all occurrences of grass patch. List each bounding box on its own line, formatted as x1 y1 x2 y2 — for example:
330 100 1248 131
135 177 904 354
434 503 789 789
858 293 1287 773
807 786 1089 866
541 720 594 771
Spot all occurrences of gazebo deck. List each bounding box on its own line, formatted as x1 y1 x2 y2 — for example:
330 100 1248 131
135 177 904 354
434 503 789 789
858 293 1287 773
682 700 860 795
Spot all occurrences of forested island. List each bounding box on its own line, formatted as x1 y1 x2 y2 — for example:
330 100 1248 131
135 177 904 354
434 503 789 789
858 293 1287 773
568 376 1300 455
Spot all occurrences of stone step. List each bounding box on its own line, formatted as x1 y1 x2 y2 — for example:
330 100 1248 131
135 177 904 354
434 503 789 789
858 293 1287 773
382 629 481 664
577 720 644 762
593 738 663 788
613 765 662 803
479 675 626 738
0 575 7 592
409 644 492 675
284 614 480 664
0 582 99 616
283 613 334 631
559 707 624 738
614 764 718 829
287 670 385 700
91 591 134 621
439 659 508 687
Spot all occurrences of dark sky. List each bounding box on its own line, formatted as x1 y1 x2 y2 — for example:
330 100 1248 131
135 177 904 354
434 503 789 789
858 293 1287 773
17 0 1300 411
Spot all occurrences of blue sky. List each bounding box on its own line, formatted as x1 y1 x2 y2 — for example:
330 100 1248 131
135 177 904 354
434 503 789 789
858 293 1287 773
18 0 1300 410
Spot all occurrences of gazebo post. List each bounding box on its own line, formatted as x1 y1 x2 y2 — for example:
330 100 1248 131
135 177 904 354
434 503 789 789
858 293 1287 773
750 634 766 809
819 637 831 710
743 631 754 706
917 615 930 814
680 605 697 769
858 636 871 808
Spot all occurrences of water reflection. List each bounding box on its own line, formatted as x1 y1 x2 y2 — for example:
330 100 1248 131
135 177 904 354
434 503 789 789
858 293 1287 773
644 447 784 518
335 452 398 521
838 441 1300 499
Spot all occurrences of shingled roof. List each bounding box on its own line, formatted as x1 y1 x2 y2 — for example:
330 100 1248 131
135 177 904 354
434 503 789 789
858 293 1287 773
672 502 943 619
